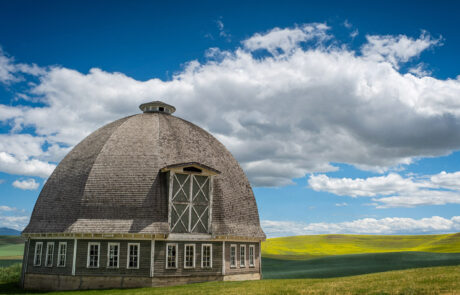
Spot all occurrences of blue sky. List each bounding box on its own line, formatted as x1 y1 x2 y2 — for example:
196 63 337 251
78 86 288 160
1 0 460 236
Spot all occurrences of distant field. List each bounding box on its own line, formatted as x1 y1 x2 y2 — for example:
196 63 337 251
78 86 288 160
262 251 460 279
262 233 460 259
0 236 24 262
1 264 460 294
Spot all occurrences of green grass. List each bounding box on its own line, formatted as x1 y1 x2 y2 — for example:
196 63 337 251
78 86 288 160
0 236 24 260
262 251 460 279
262 233 460 259
1 264 460 294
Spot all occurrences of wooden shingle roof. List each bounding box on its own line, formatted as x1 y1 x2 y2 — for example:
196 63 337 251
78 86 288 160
23 110 265 239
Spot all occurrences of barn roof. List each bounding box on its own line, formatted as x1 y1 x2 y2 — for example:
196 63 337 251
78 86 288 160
23 103 265 239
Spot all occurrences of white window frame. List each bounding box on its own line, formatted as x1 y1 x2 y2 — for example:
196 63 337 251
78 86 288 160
45 242 54 267
166 243 178 269
57 242 67 267
249 245 255 267
240 245 246 268
201 244 212 269
87 242 100 268
127 243 140 269
230 244 237 268
184 244 196 269
33 242 43 266
107 242 120 268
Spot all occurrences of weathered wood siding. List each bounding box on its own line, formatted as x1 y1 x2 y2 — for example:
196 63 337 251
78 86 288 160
75 240 151 276
153 241 223 276
224 242 260 275
26 239 74 275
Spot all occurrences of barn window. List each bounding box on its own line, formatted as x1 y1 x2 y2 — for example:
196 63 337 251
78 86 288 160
184 244 195 268
45 242 54 267
230 244 237 268
170 173 211 233
166 243 178 269
57 242 67 267
249 245 255 267
127 243 140 269
240 245 246 267
33 242 43 266
87 242 100 268
201 244 212 268
107 243 120 268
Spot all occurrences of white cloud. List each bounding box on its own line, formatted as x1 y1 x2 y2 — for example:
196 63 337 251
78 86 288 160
243 23 330 55
361 32 441 68
262 216 460 237
0 215 29 230
309 173 432 197
0 205 16 212
0 47 45 84
335 202 348 207
309 171 460 208
0 24 459 186
12 178 40 190
0 152 55 178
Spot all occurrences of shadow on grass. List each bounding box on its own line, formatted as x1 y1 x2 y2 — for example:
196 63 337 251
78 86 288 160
262 251 460 279
0 282 30 294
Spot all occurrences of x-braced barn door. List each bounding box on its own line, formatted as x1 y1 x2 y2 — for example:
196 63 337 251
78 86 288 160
170 173 211 233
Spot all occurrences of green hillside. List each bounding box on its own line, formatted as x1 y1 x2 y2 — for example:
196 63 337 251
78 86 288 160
262 252 460 279
262 233 460 259
0 236 24 260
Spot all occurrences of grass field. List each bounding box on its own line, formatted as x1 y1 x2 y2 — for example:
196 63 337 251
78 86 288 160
1 263 459 294
262 233 460 259
262 251 460 279
0 236 24 268
0 236 24 258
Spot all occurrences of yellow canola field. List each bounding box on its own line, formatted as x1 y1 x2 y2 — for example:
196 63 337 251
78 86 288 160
261 233 460 259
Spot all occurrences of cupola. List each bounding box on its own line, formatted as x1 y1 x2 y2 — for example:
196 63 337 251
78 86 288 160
139 100 176 114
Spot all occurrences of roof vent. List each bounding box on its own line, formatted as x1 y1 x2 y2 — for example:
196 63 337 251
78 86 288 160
139 101 176 114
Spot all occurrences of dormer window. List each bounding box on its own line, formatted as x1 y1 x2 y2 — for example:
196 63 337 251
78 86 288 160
161 162 220 234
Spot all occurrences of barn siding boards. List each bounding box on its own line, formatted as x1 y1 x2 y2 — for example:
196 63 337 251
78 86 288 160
75 240 150 276
26 239 74 275
153 241 223 277
224 242 260 275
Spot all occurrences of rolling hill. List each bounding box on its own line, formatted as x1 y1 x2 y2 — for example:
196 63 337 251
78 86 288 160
0 228 21 236
262 233 460 259
0 236 24 265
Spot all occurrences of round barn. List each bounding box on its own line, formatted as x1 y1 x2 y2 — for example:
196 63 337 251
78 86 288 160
21 101 266 290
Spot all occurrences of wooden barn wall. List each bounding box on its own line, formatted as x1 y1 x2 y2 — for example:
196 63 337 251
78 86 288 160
153 241 223 276
75 240 151 276
224 242 260 275
26 239 74 275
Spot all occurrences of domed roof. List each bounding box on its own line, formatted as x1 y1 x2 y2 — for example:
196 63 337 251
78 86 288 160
23 103 265 239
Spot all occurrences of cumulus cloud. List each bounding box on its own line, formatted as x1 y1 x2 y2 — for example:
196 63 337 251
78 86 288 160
0 215 29 230
0 47 45 83
243 23 330 55
361 32 441 68
262 216 460 237
12 178 40 190
0 205 16 212
309 171 460 208
0 24 459 186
